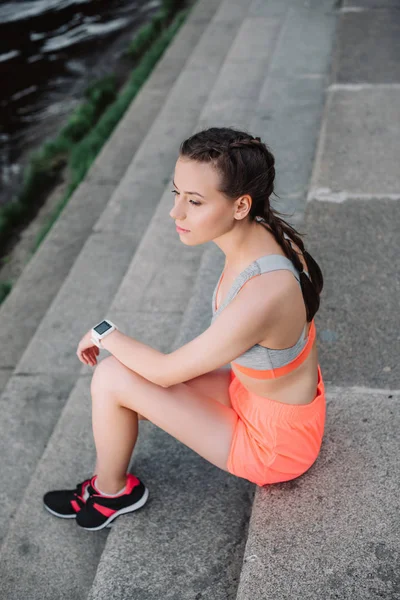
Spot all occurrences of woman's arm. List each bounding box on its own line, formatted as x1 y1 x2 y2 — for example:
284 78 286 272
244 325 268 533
100 330 166 386
101 275 277 388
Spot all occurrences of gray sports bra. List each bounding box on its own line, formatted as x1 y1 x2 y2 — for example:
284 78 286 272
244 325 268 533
211 233 312 371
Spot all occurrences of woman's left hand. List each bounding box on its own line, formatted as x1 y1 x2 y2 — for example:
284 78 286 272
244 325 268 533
77 330 100 367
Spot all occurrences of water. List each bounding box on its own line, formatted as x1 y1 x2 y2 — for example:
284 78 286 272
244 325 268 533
0 0 161 206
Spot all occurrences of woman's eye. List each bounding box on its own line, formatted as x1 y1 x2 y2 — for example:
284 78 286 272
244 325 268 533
170 190 200 206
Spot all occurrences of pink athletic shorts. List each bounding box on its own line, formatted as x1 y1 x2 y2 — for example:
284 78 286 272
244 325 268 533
226 365 326 486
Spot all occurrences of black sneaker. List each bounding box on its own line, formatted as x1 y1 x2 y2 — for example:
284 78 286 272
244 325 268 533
75 473 149 531
43 477 93 519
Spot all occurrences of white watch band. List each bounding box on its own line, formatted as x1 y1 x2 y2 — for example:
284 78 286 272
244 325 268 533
91 319 117 349
91 336 103 349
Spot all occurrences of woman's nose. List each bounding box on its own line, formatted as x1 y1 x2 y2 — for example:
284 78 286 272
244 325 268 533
169 206 185 220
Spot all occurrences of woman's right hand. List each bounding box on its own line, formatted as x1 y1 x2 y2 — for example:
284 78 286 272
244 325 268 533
76 330 101 367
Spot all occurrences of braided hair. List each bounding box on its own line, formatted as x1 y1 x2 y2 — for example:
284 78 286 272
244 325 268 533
179 127 323 322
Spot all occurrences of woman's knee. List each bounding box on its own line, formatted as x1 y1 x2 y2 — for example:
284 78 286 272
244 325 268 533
91 355 129 394
91 355 148 408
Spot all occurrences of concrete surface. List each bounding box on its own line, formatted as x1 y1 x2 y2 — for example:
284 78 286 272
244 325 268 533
1 0 399 598
236 387 400 600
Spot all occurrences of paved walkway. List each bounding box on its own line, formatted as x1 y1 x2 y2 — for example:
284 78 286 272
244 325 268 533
0 0 398 598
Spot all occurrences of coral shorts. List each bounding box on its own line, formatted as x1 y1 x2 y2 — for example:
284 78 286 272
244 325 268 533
226 365 326 486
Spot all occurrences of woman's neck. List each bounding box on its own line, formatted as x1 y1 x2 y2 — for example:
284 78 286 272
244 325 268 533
217 219 278 273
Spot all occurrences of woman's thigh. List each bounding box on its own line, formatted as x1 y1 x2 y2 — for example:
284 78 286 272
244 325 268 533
183 367 233 407
92 358 238 472
138 366 233 420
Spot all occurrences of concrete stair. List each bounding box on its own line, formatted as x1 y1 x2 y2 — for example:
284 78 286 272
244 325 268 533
2 0 398 599
0 0 254 597
235 1 400 598
0 0 226 543
0 0 216 395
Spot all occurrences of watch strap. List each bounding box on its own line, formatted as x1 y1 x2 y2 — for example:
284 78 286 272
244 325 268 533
91 335 103 349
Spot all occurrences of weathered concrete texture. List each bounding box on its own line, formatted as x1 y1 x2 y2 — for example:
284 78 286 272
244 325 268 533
236 388 400 600
0 181 113 392
0 0 226 551
0 235 137 539
85 0 220 185
0 244 247 600
0 372 76 543
185 19 246 69
332 8 400 83
14 231 140 375
0 376 108 600
94 19 244 235
88 430 253 600
84 88 168 185
88 245 252 600
109 309 186 354
110 207 205 315
88 2 342 598
249 0 291 18
305 199 399 389
0 3 257 599
84 6 272 595
171 242 226 350
309 88 400 196
343 0 400 7
269 1 338 78
256 76 327 206
195 16 282 125
0 0 214 393
212 0 249 22
252 0 337 219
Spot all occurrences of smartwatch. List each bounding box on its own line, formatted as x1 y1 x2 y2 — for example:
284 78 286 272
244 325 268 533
91 319 118 349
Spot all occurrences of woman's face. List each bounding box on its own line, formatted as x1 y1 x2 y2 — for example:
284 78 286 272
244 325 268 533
169 157 234 246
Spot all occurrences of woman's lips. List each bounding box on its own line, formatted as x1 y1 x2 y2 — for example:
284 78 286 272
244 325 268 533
176 225 190 232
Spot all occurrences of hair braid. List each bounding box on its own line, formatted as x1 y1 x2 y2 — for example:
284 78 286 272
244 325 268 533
264 213 322 321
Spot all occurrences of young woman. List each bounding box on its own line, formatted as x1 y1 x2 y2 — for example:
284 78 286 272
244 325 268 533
43 126 325 531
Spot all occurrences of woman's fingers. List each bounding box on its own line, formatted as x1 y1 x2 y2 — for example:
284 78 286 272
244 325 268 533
77 344 99 366
80 349 92 365
87 348 98 365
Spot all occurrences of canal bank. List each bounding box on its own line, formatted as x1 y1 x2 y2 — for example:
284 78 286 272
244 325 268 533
0 0 191 305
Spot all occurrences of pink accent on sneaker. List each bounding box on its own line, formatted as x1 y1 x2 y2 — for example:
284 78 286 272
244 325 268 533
93 503 117 518
125 474 140 494
71 500 81 513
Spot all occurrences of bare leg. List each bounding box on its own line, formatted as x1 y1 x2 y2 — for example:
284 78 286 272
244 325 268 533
91 380 139 494
89 357 237 496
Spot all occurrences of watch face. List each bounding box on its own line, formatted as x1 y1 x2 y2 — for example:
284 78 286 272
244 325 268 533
94 321 112 335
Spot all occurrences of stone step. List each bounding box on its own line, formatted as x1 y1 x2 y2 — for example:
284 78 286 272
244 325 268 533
0 0 263 597
235 386 400 600
235 0 400 597
0 0 224 548
87 1 314 599
0 0 209 395
0 0 288 596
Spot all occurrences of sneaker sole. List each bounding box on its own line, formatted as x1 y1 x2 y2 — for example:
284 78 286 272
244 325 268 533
43 503 114 528
78 486 150 531
43 504 79 519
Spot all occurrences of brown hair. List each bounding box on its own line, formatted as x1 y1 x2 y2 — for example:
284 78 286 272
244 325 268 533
179 126 323 322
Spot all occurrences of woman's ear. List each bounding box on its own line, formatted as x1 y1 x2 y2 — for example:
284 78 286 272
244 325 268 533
234 194 252 220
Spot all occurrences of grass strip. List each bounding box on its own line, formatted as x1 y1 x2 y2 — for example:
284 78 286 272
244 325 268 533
0 1 191 305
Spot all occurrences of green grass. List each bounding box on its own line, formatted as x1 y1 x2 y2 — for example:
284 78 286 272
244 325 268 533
0 281 12 305
0 0 192 306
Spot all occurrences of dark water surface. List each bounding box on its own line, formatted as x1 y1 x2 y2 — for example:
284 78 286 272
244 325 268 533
0 0 161 206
